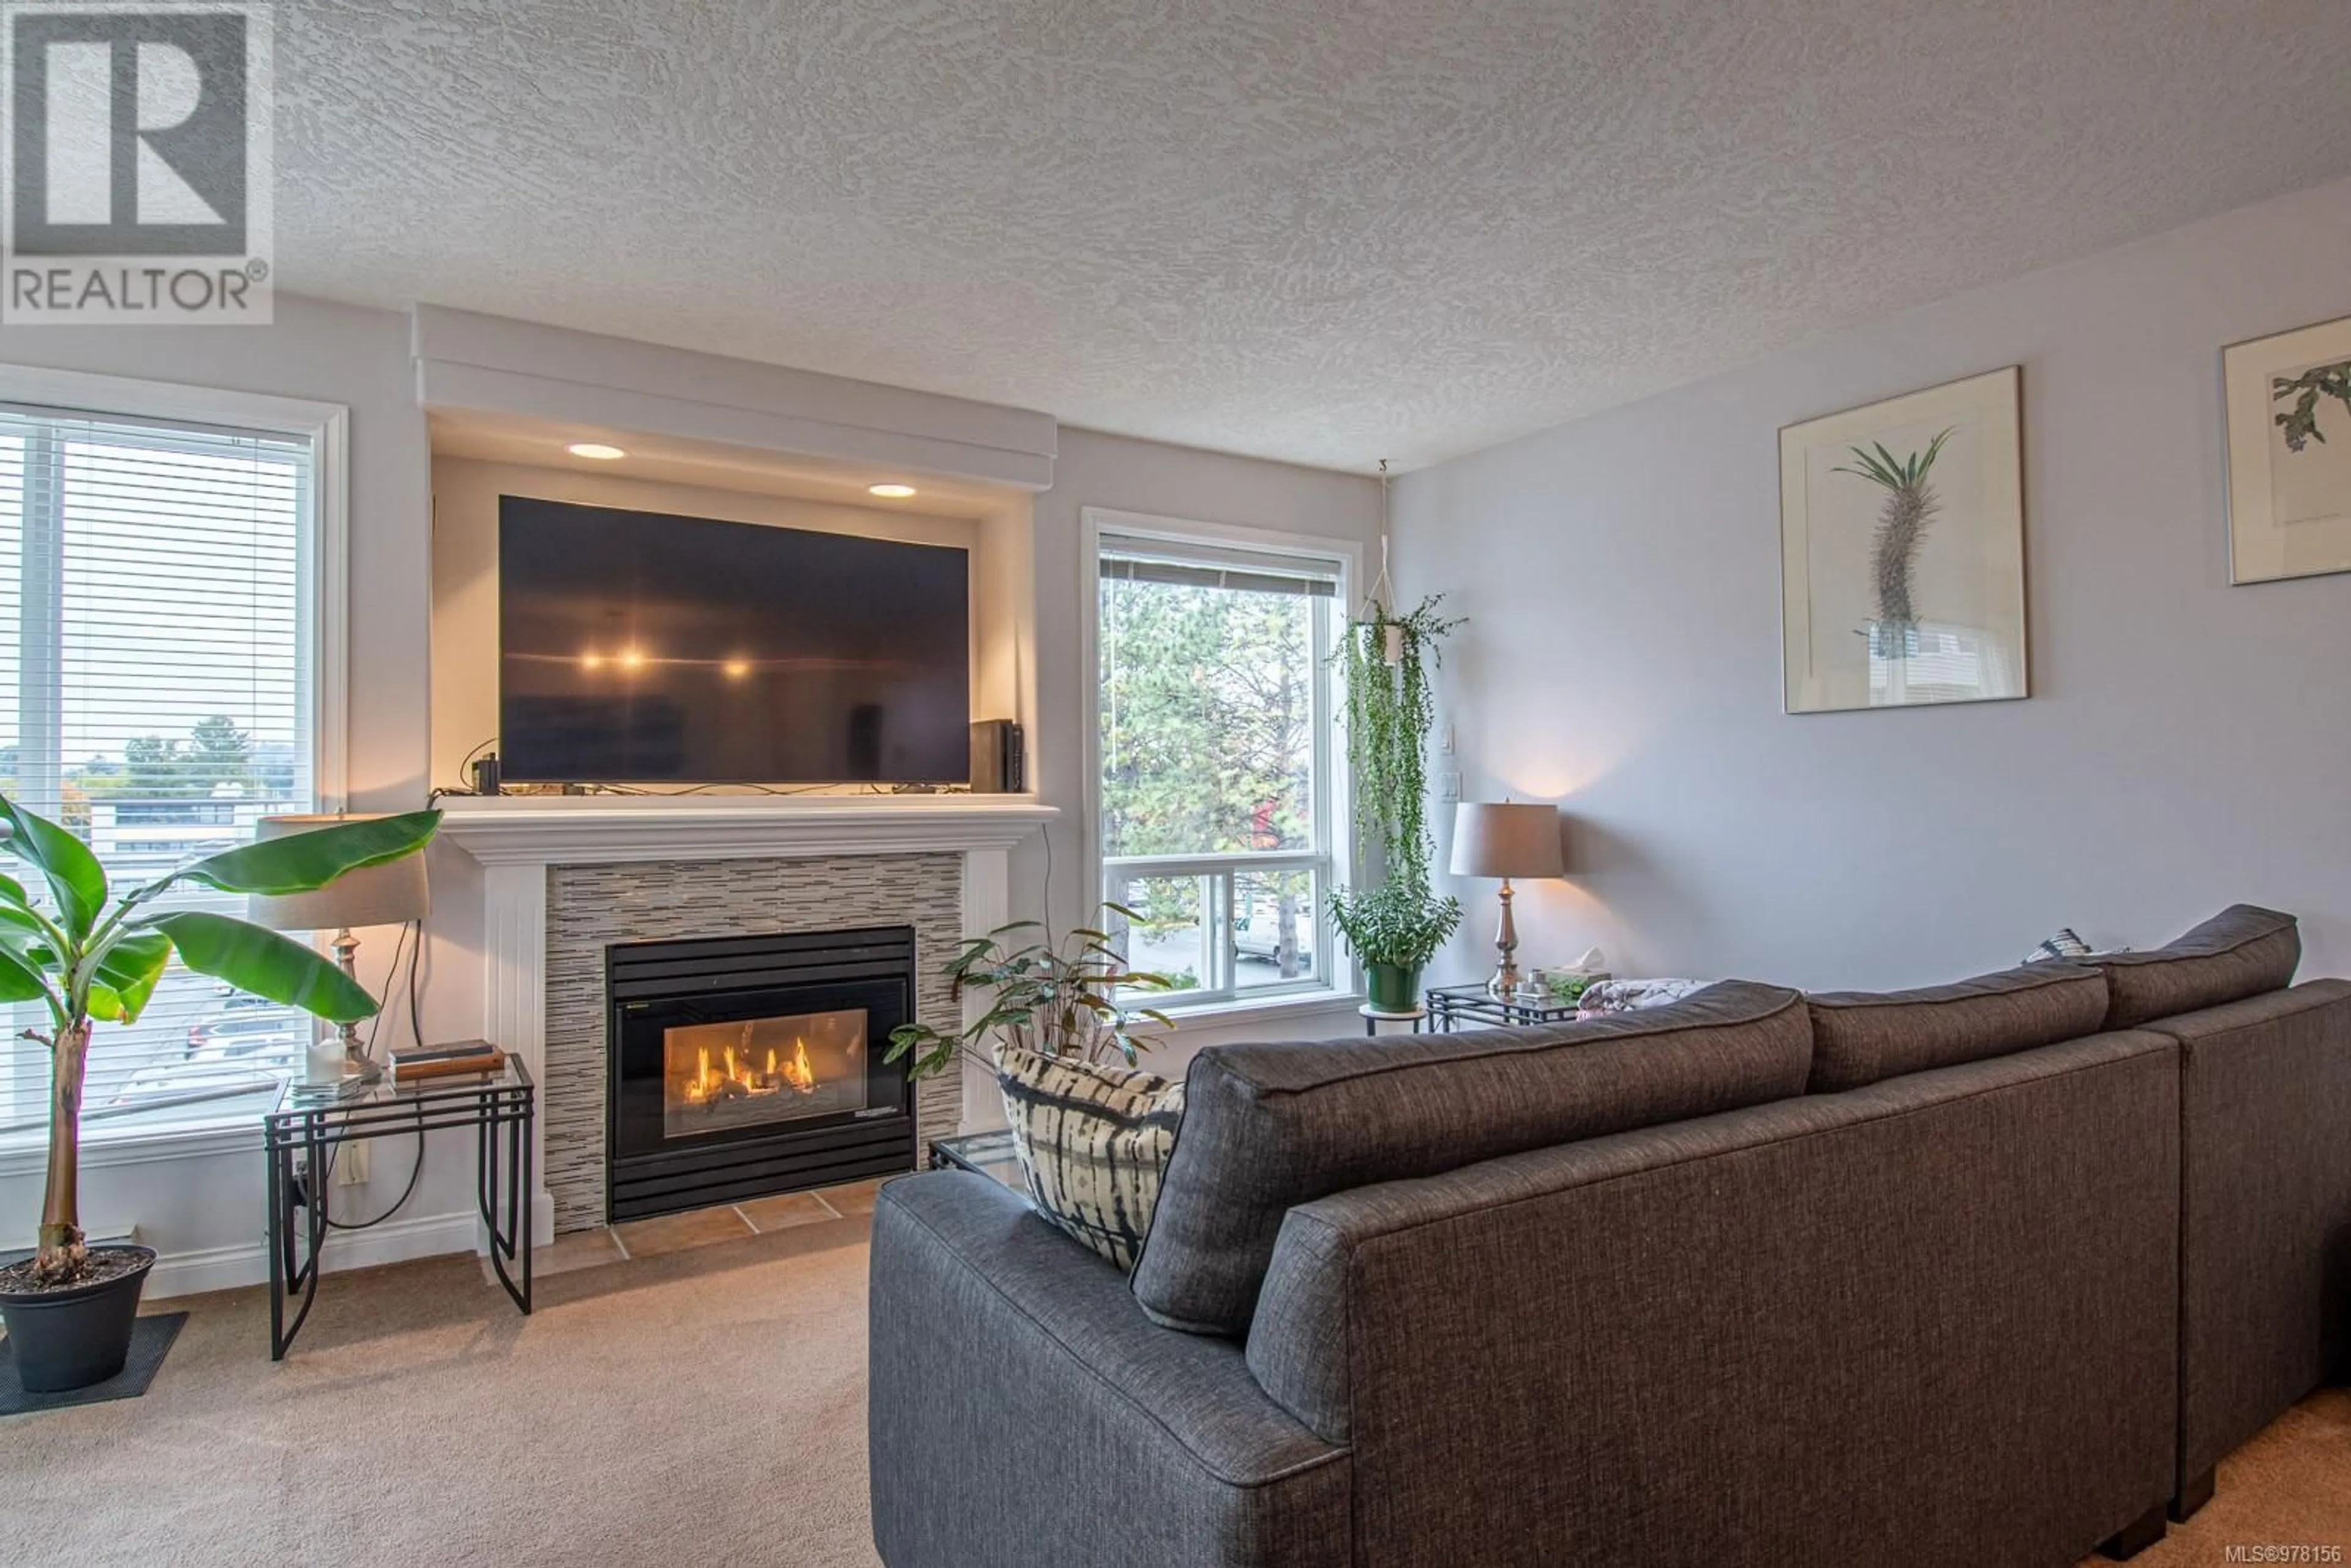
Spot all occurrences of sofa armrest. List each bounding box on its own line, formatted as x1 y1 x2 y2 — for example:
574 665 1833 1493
868 1171 1348 1568
2149 979 2351 1492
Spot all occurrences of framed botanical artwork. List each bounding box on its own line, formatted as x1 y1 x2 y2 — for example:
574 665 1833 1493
2223 314 2351 585
1779 366 2027 715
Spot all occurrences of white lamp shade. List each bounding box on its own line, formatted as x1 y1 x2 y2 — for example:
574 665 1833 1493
245 814 430 932
1449 802 1565 880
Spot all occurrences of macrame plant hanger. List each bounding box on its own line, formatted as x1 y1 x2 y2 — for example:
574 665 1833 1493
1366 459 1404 665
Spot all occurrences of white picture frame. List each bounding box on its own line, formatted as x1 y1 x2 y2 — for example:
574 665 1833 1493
1779 366 2027 715
2222 314 2351 585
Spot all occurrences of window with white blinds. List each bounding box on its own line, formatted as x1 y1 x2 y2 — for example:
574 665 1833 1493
1094 525 1350 1011
0 403 321 1147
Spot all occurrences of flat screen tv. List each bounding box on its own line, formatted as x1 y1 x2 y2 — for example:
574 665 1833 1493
498 495 970 785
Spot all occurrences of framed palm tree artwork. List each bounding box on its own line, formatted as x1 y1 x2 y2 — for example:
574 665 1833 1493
1779 366 2027 714
2224 313 2351 585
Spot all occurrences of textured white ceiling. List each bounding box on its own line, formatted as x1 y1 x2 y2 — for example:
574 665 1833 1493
276 1 2351 471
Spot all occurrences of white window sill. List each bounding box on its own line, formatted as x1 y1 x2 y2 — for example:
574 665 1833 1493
1155 989 1365 1033
0 1116 264 1180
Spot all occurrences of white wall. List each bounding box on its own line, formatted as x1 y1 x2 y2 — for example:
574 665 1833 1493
1027 427 1383 1059
1395 174 2351 994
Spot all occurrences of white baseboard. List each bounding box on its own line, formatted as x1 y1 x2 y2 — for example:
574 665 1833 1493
145 1206 486 1301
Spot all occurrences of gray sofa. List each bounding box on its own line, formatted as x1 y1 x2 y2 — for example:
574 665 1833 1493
869 906 2350 1567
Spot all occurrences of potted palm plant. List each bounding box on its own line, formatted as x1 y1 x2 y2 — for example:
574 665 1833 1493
1328 593 1463 1010
0 799 439 1392
882 909 1175 1079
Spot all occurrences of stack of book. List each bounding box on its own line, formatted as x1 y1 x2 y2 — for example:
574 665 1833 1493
389 1040 505 1082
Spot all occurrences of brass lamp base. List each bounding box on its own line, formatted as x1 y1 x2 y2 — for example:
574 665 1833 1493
1485 879 1523 999
322 927 383 1090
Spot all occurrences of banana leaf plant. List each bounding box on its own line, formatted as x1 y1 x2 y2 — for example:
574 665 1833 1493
0 798 441 1287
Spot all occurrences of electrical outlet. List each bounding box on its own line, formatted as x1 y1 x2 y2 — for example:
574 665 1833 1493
1438 771 1461 801
336 1140 371 1187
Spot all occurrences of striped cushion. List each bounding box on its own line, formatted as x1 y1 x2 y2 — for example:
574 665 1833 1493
997 1045 1185 1273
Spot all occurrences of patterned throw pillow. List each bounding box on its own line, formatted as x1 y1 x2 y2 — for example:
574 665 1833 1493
2025 928 2129 964
2026 928 2094 962
996 1045 1185 1274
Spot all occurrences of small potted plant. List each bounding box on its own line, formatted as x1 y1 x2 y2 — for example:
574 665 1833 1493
0 800 439 1392
1329 877 1462 1013
882 909 1175 1079
1329 593 1463 1010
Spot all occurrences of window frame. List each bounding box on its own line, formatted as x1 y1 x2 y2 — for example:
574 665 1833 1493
0 364 350 1166
1081 506 1360 1019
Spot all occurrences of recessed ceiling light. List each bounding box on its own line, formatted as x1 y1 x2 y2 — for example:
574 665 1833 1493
568 442 627 460
868 482 917 498
722 658 751 680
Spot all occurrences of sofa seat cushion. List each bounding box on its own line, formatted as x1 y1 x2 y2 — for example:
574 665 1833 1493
997 1045 1185 1273
2089 905 2301 1028
1806 963 2110 1092
1128 980 1812 1337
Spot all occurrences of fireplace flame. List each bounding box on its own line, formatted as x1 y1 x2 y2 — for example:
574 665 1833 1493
678 1029 822 1110
784 1037 816 1094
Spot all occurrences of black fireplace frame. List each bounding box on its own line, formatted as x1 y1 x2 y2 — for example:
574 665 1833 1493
605 925 917 1223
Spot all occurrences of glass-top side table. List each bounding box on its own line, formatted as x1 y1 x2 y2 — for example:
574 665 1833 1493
1425 983 1586 1033
928 1128 1026 1193
263 1059 535 1359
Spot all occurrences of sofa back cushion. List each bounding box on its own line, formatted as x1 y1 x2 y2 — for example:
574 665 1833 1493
1805 964 2110 1093
2090 905 2300 1028
1128 980 1812 1337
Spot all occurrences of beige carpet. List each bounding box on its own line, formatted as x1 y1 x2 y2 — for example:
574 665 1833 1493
4 1191 2345 1567
1 1204 887 1568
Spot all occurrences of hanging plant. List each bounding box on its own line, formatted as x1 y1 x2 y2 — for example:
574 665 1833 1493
1328 591 1463 978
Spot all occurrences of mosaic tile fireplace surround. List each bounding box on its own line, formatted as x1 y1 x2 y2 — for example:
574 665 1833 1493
438 798 1056 1240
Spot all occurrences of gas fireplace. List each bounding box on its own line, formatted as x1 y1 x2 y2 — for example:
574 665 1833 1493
606 926 917 1222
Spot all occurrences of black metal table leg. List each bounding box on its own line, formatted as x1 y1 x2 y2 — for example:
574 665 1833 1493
519 1094 533 1313
479 1092 531 1316
514 1090 533 1316
266 1131 286 1360
274 1116 326 1359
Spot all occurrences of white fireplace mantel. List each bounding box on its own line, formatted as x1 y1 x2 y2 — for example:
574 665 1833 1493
435 793 1059 866
439 794 1057 1243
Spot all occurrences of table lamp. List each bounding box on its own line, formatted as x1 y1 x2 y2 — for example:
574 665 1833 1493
247 813 430 1087
1449 801 1565 999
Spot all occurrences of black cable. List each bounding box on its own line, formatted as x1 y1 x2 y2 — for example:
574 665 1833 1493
321 918 429 1232
454 735 497 792
1040 818 1056 937
323 1101 425 1232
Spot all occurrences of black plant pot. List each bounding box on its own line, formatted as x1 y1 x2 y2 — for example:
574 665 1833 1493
0 1244 157 1392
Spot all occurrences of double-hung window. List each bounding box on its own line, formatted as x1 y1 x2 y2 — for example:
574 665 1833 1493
0 384 337 1149
1093 514 1351 1011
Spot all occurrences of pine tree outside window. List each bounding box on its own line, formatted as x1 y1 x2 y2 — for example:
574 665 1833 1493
1092 516 1352 1011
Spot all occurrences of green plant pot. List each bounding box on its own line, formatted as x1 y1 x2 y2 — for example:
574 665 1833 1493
1365 962 1422 1015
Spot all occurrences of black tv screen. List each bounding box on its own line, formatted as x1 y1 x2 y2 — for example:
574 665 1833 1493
498 496 970 784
